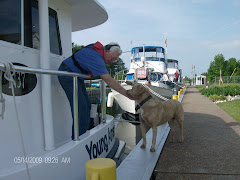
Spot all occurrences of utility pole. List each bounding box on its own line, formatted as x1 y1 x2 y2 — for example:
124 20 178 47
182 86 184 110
192 65 195 86
194 65 195 86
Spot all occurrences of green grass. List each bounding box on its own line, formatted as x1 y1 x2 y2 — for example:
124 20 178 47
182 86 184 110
196 83 240 91
217 100 240 123
195 85 206 91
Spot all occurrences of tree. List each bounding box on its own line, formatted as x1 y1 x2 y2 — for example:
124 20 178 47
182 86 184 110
206 53 240 82
184 76 190 82
236 60 240 76
201 72 207 76
72 43 84 54
225 58 238 76
106 58 127 78
207 54 225 82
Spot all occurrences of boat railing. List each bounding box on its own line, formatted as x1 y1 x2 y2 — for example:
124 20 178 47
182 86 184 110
134 57 165 61
114 69 128 81
84 79 107 123
0 63 107 142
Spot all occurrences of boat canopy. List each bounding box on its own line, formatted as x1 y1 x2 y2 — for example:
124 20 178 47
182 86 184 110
131 46 165 54
167 59 179 64
65 0 108 32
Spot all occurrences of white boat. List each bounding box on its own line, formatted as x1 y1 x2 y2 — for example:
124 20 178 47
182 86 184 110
126 46 168 86
0 1 125 180
167 59 182 83
109 45 174 114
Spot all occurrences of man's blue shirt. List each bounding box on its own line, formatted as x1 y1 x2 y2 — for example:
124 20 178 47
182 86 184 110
64 48 108 78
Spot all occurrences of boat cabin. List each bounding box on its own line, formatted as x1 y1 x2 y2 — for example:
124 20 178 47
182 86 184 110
0 1 119 180
127 46 167 81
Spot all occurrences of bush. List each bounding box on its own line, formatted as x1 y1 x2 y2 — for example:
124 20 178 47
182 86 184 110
209 95 219 102
201 85 240 97
209 95 227 102
219 95 227 101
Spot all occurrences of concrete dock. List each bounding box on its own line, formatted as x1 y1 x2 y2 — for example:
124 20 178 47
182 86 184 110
153 86 240 179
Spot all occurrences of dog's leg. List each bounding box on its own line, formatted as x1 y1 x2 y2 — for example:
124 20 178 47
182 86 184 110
150 126 157 152
168 120 175 142
178 117 184 142
175 113 184 142
179 123 184 142
140 115 146 149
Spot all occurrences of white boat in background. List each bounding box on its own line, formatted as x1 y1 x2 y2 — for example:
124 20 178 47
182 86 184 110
0 1 125 180
167 59 182 83
126 46 168 87
109 45 174 114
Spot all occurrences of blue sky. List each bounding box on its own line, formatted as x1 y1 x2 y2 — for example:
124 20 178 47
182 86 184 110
72 0 240 78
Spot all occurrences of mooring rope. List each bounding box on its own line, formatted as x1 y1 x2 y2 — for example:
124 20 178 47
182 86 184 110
1 62 31 180
0 70 5 119
141 84 169 101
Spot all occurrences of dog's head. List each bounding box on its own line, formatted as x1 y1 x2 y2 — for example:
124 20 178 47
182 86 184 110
126 85 149 100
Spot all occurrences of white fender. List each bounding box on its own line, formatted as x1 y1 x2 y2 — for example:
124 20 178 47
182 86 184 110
107 92 114 107
90 104 98 118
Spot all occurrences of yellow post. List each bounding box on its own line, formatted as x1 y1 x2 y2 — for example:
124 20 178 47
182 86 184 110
178 91 181 98
85 158 116 180
180 89 183 94
172 95 178 100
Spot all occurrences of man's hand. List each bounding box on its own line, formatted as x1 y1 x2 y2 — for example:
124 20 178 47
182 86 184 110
100 74 135 100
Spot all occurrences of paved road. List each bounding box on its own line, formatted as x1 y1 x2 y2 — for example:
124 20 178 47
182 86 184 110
154 86 240 180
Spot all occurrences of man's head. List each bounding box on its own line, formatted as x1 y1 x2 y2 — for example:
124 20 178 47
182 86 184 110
103 42 122 64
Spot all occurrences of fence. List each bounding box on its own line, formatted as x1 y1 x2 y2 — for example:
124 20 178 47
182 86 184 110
214 76 240 84
86 88 111 104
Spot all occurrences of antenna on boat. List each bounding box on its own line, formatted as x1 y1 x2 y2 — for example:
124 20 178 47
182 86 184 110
165 39 167 60
143 44 145 58
164 34 168 70
142 44 146 68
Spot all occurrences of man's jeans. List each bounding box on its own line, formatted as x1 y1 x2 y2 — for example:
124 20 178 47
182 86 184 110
58 63 91 138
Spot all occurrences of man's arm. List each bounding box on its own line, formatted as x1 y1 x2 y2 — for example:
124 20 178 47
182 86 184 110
100 74 134 100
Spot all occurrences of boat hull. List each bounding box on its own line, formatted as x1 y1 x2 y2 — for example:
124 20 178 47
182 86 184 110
0 116 116 180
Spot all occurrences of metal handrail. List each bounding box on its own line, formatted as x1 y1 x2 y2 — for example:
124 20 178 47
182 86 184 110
0 63 91 141
100 80 106 123
0 63 90 78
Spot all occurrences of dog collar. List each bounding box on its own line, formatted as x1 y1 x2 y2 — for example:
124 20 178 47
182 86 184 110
135 95 152 111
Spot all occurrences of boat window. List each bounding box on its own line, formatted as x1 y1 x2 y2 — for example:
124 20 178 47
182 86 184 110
167 62 175 68
25 0 62 55
0 0 21 44
49 8 62 55
175 63 178 69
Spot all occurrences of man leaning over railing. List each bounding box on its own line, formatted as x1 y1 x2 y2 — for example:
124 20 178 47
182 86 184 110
58 41 134 139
